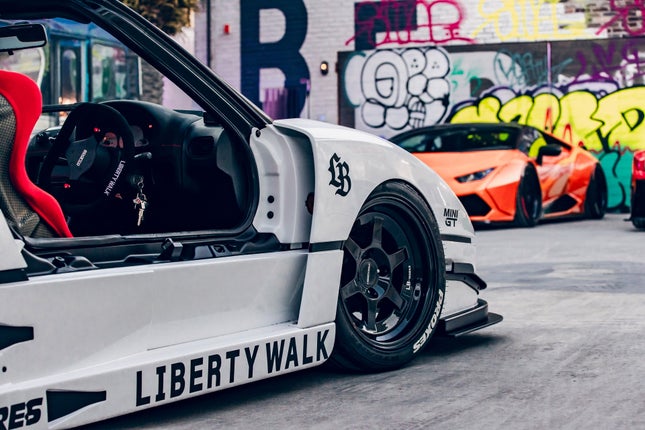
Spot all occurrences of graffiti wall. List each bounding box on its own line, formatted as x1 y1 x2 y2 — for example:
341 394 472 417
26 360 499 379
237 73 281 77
203 0 645 210
339 36 645 211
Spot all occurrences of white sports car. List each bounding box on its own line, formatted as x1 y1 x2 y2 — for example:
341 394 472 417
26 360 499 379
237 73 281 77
0 1 501 428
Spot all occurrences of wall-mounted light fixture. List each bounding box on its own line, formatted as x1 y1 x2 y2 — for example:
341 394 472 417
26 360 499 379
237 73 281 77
320 61 329 76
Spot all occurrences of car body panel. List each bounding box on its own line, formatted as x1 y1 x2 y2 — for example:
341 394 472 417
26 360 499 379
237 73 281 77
415 151 525 222
2 322 335 429
1 251 309 381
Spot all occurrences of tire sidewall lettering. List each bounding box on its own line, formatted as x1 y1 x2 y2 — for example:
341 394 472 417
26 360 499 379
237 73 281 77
412 288 444 353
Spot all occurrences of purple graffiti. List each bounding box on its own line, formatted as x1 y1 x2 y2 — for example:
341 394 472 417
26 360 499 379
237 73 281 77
597 0 645 36
345 0 473 50
572 39 645 85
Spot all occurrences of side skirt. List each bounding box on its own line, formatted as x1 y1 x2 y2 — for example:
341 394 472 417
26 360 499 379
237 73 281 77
437 299 503 337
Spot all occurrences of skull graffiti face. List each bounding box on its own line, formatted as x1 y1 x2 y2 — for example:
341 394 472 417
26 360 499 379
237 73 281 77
348 48 452 134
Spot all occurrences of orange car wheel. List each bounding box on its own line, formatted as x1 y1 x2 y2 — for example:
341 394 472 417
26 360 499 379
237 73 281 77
584 165 608 219
514 165 541 228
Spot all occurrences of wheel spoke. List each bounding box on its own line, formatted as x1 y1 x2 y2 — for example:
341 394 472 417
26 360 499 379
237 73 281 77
344 237 362 261
382 281 405 309
365 299 379 332
340 280 362 300
371 216 383 247
388 247 408 270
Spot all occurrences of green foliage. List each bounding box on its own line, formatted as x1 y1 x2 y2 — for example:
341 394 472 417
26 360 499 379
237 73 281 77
122 0 199 35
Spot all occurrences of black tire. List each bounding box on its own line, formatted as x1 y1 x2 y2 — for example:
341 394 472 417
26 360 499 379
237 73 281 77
584 165 608 219
330 182 445 372
633 218 645 229
514 165 542 227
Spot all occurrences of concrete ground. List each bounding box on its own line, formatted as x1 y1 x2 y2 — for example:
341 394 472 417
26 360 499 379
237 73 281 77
86 213 645 430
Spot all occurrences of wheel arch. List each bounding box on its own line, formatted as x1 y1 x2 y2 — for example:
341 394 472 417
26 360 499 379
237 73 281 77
271 119 476 247
269 120 477 330
296 177 440 331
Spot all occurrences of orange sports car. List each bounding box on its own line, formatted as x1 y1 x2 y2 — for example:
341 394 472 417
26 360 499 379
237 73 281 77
390 123 607 227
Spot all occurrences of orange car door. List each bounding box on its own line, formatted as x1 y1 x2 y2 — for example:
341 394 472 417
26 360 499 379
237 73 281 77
527 130 572 202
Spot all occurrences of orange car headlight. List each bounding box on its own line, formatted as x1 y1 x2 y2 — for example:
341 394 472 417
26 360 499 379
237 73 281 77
456 168 495 183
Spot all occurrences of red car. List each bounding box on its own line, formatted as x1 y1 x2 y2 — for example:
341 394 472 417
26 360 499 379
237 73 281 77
631 150 645 229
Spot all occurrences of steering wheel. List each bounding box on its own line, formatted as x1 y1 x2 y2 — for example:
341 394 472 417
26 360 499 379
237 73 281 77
39 103 135 216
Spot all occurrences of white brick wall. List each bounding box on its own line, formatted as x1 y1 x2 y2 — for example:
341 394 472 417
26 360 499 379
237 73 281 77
302 0 356 122
209 0 243 90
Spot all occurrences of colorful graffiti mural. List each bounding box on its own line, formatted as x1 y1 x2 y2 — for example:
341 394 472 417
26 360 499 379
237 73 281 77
345 0 598 49
339 36 645 210
232 0 645 209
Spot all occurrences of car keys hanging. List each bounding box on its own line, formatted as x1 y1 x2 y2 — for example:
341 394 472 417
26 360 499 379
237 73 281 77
133 179 148 227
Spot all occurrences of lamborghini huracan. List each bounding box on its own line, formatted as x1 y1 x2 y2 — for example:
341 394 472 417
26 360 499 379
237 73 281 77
391 122 608 227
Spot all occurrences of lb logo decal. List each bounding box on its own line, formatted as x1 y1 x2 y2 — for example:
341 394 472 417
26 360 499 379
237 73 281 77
328 153 351 197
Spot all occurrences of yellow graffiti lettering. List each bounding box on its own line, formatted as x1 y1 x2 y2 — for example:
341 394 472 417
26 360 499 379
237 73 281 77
472 0 591 42
450 96 501 123
527 93 560 133
499 95 533 123
449 88 645 153
595 88 645 150
473 0 519 41
553 92 602 150
524 0 550 39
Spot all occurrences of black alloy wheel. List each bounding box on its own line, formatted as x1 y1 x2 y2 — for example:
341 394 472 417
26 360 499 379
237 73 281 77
514 165 542 227
584 164 608 219
330 182 445 372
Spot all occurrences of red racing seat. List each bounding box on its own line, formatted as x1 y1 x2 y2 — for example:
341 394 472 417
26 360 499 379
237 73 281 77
0 69 72 237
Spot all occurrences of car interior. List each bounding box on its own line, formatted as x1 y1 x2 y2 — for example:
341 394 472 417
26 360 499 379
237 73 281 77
0 20 274 277
25 100 252 237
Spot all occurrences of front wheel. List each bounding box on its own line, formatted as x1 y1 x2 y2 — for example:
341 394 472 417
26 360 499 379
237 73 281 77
330 182 445 372
584 165 608 219
514 165 542 227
